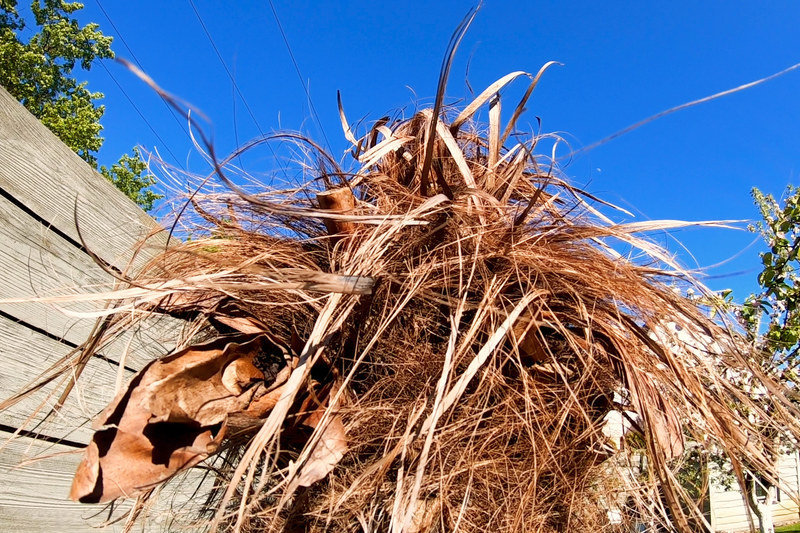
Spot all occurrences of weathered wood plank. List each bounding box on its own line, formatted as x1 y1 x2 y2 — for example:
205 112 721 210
0 190 116 329
0 316 133 444
0 83 184 374
0 82 214 532
0 432 216 532
0 85 168 271
0 192 181 371
0 432 132 532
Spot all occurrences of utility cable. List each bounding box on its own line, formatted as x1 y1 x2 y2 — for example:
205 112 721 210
187 0 265 137
95 0 191 145
97 59 184 168
265 0 332 153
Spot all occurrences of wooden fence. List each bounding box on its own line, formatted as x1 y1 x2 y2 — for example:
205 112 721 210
0 85 190 531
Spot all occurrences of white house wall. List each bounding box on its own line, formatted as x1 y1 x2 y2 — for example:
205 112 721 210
710 452 800 532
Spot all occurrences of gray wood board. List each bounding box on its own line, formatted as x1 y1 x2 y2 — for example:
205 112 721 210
0 432 132 532
0 82 216 532
0 432 215 532
0 315 133 444
0 192 181 371
0 85 169 272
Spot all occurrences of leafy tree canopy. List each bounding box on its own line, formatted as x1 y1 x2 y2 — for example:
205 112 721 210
0 0 161 210
100 147 159 212
742 186 800 379
723 186 800 533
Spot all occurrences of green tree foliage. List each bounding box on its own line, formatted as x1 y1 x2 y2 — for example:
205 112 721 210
671 189 800 533
0 0 162 210
100 147 159 212
729 185 800 533
742 186 800 378
0 0 110 164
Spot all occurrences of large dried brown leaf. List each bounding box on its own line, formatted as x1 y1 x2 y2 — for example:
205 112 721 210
70 334 277 503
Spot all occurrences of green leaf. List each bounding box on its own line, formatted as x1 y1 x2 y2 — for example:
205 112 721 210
100 147 163 211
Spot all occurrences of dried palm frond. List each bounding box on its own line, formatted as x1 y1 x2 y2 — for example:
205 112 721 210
6 58 800 533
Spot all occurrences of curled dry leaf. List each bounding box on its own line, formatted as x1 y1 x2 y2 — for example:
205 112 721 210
214 315 269 335
222 358 264 395
70 334 281 503
295 381 348 488
317 186 357 235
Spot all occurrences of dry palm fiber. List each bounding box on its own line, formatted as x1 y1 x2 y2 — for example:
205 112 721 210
5 62 800 533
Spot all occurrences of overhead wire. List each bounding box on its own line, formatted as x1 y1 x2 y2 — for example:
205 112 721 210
96 59 185 169
265 0 332 153
187 0 265 138
185 0 300 187
94 0 192 145
15 10 183 171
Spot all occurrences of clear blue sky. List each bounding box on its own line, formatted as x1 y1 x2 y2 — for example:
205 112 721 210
69 1 800 301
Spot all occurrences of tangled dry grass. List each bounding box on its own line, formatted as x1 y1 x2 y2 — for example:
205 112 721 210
5 40 800 533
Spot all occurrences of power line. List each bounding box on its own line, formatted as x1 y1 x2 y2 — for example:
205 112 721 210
187 0 265 137
265 0 331 152
94 0 191 142
16 14 184 170
97 58 185 168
